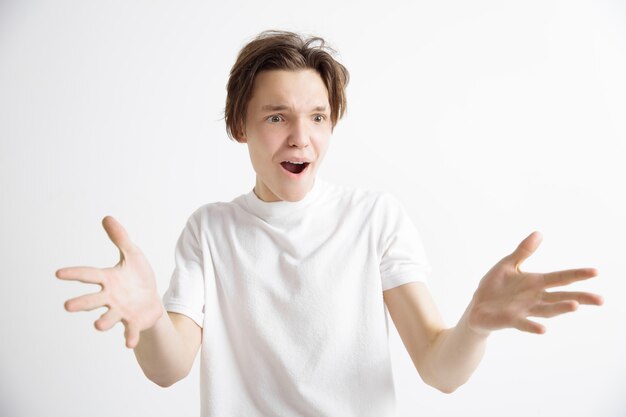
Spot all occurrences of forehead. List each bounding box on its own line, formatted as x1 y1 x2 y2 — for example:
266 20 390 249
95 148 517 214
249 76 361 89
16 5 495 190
248 69 329 110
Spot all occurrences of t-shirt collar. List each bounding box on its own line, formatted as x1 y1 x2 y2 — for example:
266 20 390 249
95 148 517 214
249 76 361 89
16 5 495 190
243 176 326 220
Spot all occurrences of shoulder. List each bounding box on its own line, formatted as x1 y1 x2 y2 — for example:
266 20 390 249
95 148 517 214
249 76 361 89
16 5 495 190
182 197 246 234
319 181 412 224
189 200 235 219
369 188 410 216
322 179 388 210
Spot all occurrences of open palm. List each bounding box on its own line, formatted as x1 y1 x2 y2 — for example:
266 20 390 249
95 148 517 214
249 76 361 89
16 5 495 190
468 232 603 335
56 216 164 348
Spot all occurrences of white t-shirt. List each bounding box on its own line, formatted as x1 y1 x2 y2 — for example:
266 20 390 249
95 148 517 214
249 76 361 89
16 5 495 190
162 176 431 417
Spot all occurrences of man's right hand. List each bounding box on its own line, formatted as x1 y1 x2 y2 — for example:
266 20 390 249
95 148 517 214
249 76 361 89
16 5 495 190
56 216 164 349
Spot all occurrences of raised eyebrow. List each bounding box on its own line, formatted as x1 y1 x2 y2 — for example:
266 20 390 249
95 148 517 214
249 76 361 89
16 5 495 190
261 104 329 113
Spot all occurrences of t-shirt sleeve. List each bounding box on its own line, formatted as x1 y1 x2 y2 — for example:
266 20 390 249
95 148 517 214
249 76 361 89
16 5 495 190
162 212 205 328
378 192 432 291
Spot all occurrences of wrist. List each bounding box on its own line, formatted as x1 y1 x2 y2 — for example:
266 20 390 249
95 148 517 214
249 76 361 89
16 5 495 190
144 299 167 332
463 299 492 339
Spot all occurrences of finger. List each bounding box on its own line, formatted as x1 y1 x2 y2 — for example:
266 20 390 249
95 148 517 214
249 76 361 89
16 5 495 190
102 216 136 257
529 300 579 318
94 308 122 331
515 318 546 334
508 231 543 270
64 292 107 312
543 268 599 289
55 267 105 285
541 290 604 306
123 321 140 349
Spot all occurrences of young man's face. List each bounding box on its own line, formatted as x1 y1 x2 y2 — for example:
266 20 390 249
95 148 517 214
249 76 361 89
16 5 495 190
238 68 332 202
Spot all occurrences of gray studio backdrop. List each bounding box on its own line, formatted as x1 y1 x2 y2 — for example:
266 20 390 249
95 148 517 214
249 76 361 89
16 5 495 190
1 1 624 416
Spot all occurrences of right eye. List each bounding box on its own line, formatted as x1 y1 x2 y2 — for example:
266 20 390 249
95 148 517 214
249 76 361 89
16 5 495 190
267 115 283 123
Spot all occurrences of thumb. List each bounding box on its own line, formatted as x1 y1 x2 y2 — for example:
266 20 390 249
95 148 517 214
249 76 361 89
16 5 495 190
509 231 543 269
102 216 135 256
123 320 140 349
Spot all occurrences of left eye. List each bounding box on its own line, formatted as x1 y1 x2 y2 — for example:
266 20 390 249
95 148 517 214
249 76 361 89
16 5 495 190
268 115 282 123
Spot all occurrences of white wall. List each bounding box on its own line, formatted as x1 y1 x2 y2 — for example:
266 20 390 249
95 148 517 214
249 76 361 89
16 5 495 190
1 1 624 416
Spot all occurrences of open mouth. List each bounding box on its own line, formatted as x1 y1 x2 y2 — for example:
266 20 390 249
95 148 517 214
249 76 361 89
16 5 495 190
280 161 310 174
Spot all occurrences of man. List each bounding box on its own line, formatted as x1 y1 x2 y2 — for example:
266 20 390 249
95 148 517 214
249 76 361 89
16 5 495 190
56 30 603 416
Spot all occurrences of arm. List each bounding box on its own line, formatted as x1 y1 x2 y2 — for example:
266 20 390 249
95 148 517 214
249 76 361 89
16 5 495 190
384 231 603 394
133 311 202 387
384 282 487 394
56 216 201 387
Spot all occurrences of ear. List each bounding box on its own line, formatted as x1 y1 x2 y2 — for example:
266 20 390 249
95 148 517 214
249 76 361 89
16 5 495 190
235 128 247 143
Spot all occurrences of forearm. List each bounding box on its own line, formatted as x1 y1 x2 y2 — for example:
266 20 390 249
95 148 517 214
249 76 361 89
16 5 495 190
133 306 190 387
421 300 490 393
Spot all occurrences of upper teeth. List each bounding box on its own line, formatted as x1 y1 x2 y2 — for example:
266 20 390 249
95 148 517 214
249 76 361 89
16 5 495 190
286 161 305 164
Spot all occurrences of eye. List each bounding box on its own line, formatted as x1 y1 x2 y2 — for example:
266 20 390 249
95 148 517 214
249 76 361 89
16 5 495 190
267 115 283 123
314 114 326 123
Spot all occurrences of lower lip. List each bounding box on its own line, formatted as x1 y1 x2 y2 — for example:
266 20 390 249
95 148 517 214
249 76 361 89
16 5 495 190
280 163 311 179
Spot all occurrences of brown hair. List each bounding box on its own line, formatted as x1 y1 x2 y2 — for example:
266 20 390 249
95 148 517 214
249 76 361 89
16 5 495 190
224 29 350 142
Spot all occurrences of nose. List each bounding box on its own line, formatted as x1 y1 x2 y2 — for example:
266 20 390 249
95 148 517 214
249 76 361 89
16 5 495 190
287 117 310 148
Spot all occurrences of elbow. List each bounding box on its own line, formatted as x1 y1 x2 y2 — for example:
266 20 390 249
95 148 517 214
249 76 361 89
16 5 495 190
152 374 183 388
147 370 189 388
430 377 470 394
154 375 179 388
421 370 466 394
154 379 175 388
434 383 459 394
